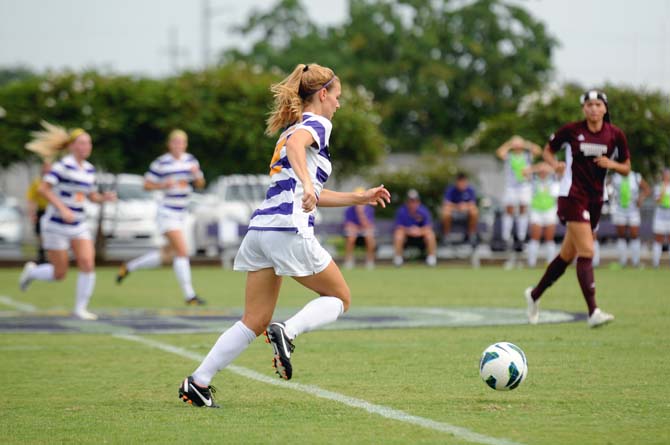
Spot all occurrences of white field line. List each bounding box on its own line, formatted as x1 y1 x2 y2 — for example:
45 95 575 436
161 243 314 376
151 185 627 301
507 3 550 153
114 333 524 445
0 295 37 312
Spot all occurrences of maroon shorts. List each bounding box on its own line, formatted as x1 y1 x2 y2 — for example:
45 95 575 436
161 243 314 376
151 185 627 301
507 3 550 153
557 197 602 230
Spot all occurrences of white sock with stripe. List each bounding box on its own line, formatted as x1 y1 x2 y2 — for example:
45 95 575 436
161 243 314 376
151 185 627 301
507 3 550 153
516 214 529 241
126 250 161 272
616 238 628 266
593 240 600 267
527 239 539 267
652 242 662 267
501 214 513 242
630 238 641 267
29 263 55 281
74 272 96 312
192 320 257 386
545 241 556 264
283 296 344 340
173 256 196 300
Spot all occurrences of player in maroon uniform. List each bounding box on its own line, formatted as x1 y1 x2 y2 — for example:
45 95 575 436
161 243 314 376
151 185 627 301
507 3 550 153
524 90 631 328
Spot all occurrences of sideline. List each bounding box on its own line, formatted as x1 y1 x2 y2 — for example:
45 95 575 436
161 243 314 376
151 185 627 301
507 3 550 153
115 333 524 445
0 295 37 312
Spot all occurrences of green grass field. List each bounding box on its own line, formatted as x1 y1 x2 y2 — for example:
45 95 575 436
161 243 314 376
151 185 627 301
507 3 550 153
0 265 668 445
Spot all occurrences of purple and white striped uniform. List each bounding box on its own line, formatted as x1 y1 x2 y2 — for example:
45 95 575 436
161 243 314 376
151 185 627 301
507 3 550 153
145 153 202 213
248 112 333 237
42 154 96 234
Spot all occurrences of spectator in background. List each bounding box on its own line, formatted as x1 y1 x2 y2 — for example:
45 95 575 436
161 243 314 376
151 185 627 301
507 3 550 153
609 170 651 268
496 136 542 249
527 163 559 267
652 168 670 268
343 187 376 269
393 189 437 267
441 172 478 246
25 162 51 263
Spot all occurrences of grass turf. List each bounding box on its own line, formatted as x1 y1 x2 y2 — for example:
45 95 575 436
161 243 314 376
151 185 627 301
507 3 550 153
0 265 668 444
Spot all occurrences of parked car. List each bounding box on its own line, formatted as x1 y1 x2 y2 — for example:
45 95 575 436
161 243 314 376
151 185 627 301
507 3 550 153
0 193 23 245
191 174 271 256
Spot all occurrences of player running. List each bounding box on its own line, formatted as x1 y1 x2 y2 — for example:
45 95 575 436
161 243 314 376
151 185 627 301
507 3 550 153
116 129 206 305
178 63 390 408
19 122 116 320
524 90 631 328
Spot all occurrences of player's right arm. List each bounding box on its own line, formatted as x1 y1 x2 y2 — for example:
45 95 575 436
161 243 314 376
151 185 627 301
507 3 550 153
38 181 74 223
285 129 317 212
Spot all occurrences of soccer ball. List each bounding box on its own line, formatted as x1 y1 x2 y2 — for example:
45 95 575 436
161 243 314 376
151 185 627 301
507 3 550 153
479 342 528 391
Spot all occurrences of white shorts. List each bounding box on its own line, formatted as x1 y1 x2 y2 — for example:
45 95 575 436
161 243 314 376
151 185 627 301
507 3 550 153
234 230 332 276
157 208 187 234
529 208 557 227
503 185 532 207
41 216 92 251
653 208 670 235
611 208 641 227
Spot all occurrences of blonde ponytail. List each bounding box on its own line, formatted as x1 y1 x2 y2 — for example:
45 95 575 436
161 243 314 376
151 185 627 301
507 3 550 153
265 63 338 136
25 121 76 162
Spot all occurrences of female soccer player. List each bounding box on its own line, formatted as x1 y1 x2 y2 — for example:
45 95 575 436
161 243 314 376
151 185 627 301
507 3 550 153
19 122 116 320
178 63 390 408
496 135 542 249
116 129 206 305
526 163 559 267
652 168 670 267
609 170 650 267
524 90 631 328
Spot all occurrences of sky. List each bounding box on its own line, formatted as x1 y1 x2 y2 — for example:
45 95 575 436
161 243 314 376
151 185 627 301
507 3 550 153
0 0 669 93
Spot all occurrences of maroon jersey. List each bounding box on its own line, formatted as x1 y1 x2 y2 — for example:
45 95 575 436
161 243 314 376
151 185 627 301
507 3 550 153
549 120 629 202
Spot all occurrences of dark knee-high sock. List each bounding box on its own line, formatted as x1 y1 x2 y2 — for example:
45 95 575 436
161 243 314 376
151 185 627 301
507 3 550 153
576 257 597 315
531 255 569 300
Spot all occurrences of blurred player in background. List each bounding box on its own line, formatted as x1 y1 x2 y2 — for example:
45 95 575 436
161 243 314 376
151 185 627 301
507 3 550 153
19 122 116 320
652 168 670 268
609 170 650 267
524 90 630 328
25 161 51 263
178 63 390 408
441 172 478 247
526 162 559 267
116 129 206 305
496 135 542 250
394 189 437 266
342 187 377 269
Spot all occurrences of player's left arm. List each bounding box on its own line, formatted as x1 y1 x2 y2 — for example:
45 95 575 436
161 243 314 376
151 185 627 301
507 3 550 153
88 189 117 203
594 129 631 175
190 162 206 189
318 185 390 208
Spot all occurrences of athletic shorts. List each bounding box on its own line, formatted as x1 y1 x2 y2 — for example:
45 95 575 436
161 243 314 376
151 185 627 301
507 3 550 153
157 207 187 235
611 208 641 227
234 230 332 277
40 215 92 251
529 208 557 227
653 208 670 235
503 185 532 207
557 197 602 230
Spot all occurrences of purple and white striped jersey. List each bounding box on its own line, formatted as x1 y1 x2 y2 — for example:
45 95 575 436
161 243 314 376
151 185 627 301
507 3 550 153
145 153 202 212
43 154 96 227
248 112 333 236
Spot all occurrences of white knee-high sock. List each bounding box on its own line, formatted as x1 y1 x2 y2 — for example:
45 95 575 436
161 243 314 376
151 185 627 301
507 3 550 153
284 296 344 340
616 238 628 266
173 256 196 299
126 250 161 272
29 263 55 281
630 238 641 267
192 320 256 386
527 239 539 267
502 214 513 242
593 240 600 267
74 272 96 312
545 241 556 264
516 214 529 241
652 241 662 267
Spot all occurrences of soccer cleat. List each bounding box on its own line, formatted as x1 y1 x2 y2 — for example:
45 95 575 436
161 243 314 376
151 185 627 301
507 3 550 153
587 308 614 328
185 295 207 306
178 376 219 408
524 287 539 325
116 263 129 284
19 261 37 292
265 322 295 380
73 309 98 321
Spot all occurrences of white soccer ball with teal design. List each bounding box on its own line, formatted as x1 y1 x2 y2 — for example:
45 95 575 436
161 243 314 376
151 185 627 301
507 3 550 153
479 342 528 391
